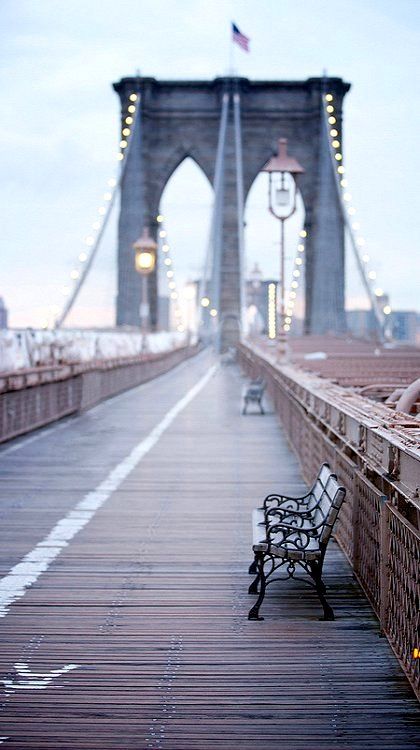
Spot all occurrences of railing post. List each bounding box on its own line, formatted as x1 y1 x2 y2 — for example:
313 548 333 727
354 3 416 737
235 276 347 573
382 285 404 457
379 496 390 634
352 472 361 570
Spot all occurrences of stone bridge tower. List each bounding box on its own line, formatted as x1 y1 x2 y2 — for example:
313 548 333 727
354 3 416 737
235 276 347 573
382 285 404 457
113 75 350 345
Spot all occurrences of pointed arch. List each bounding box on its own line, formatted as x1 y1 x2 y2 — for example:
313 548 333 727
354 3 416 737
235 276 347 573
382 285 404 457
155 145 213 209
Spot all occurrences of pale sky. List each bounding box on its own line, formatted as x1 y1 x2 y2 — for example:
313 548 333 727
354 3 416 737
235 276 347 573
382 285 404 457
1 0 419 328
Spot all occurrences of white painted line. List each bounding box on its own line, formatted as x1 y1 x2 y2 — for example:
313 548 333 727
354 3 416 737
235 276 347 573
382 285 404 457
3 663 80 694
0 363 218 618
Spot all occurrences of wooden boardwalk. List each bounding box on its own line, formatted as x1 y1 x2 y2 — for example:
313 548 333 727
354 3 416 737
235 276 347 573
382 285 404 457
0 350 418 749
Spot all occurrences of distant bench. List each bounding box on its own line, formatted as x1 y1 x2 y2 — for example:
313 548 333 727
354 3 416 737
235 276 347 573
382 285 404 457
242 378 266 415
248 463 346 621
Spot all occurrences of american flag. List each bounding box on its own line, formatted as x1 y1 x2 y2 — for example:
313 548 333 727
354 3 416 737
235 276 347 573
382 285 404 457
232 22 250 52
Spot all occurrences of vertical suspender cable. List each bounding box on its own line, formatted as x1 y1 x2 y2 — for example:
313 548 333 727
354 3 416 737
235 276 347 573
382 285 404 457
320 90 385 340
198 91 229 327
233 89 246 332
56 92 142 328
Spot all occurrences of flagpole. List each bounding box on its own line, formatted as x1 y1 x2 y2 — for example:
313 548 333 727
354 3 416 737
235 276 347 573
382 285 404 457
229 23 235 75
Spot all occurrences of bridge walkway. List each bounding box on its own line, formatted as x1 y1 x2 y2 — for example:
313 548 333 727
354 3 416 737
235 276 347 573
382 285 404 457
0 350 417 748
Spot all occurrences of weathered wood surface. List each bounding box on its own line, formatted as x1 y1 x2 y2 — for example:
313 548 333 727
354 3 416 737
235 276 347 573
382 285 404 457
0 350 418 749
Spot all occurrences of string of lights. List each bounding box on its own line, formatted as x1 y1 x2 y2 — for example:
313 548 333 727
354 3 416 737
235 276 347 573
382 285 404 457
200 294 218 321
55 92 141 328
283 228 307 333
267 282 277 340
322 92 391 336
155 216 188 333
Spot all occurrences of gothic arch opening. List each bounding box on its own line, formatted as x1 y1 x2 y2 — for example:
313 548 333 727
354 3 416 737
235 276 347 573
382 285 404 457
159 157 213 333
245 172 305 336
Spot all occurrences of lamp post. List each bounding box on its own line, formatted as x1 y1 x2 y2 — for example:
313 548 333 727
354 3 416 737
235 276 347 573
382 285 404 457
133 227 157 336
262 138 305 354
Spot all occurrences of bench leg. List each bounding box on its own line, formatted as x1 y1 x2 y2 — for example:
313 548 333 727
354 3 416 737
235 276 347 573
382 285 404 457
258 399 264 415
242 399 248 415
248 567 260 594
248 553 266 621
310 562 334 621
248 554 258 575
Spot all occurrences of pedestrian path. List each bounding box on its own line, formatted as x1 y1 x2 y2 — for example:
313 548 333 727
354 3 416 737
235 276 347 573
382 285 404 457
0 351 417 748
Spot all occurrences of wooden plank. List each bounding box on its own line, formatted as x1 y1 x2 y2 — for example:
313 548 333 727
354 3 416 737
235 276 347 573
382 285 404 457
0 351 418 749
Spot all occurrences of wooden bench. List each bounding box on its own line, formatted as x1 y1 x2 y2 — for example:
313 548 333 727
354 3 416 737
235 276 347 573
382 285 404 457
242 378 266 415
248 463 346 621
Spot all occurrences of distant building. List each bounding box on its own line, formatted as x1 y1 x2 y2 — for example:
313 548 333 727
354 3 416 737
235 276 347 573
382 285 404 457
0 298 8 329
245 267 278 335
346 309 378 339
390 311 419 344
347 308 419 345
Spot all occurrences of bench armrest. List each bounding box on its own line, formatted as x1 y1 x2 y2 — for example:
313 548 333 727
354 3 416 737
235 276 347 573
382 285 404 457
262 492 312 511
269 517 332 535
265 503 314 520
266 521 313 552
267 519 305 533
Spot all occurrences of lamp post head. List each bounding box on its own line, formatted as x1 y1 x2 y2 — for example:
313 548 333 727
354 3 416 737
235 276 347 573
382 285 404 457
133 227 157 275
262 138 305 177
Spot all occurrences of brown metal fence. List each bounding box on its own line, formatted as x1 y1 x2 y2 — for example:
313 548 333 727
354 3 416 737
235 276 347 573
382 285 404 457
0 344 200 444
383 505 420 696
238 343 420 699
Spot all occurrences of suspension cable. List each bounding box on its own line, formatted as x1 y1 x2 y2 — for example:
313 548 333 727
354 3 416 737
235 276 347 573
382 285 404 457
55 90 141 328
233 89 245 331
198 91 230 326
320 89 387 340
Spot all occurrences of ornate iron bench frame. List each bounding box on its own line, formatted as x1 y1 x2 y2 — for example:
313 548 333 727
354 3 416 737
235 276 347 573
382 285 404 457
242 378 266 415
248 463 346 621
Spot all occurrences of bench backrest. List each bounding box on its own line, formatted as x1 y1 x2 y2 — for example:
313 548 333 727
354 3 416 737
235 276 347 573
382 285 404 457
311 465 346 544
311 463 332 497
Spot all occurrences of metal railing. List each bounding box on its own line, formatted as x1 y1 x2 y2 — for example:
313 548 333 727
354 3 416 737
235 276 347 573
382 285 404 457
0 344 201 444
238 342 420 699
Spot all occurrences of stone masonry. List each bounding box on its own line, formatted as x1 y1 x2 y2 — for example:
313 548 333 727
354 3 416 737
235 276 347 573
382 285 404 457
113 76 350 346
